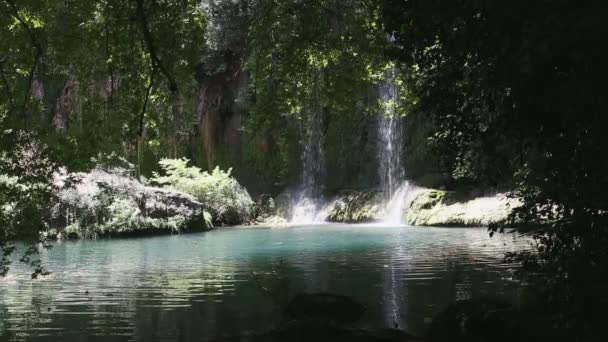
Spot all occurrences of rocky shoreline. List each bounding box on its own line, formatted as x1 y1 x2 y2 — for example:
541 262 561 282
259 188 520 228
45 166 520 240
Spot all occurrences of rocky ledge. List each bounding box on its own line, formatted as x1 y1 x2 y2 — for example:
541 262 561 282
405 190 519 227
315 188 520 227
323 190 385 223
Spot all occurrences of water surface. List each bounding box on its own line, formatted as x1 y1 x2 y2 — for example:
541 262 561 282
0 224 530 341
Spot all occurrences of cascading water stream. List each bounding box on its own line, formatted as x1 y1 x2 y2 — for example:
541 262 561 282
290 75 325 224
378 66 413 224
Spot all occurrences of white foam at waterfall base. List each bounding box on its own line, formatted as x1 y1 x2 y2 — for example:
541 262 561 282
383 181 418 225
289 196 325 225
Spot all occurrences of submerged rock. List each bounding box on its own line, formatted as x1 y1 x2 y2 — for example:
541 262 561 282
215 322 418 342
428 298 516 342
268 321 418 342
256 215 288 227
285 292 367 324
51 168 211 238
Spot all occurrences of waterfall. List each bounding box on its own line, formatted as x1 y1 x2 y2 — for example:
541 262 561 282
290 77 325 224
378 66 411 224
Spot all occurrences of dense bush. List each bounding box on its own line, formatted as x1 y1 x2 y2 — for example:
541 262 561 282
385 1 608 339
152 158 255 225
0 132 55 278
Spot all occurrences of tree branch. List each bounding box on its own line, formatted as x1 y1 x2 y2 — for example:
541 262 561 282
3 0 43 130
139 68 156 138
313 0 338 17
135 0 178 93
0 62 16 112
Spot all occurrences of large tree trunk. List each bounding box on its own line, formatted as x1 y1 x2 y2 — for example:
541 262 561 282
194 53 248 170
52 78 78 133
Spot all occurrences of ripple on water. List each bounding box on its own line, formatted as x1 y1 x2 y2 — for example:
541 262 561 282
0 224 531 341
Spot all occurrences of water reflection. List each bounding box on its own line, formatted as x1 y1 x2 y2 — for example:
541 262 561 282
0 224 530 341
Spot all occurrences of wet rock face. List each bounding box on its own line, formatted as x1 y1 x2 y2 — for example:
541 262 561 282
323 190 384 223
255 193 277 219
51 168 211 238
251 194 288 227
274 192 293 219
317 188 519 227
405 190 520 227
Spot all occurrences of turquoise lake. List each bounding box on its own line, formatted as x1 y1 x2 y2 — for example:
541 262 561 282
0 224 531 341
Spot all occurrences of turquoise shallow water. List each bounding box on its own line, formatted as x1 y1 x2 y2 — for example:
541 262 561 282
0 224 530 341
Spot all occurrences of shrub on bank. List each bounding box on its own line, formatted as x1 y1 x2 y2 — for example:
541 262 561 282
152 158 255 225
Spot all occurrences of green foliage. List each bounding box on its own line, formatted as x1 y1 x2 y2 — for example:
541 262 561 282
152 158 254 225
0 0 206 173
385 0 608 338
0 131 55 278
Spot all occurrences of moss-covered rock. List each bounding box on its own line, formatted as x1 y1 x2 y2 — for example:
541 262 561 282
405 190 519 227
322 190 384 223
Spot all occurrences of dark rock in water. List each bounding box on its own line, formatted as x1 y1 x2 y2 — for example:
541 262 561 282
212 321 419 342
272 321 418 342
428 297 574 342
285 292 367 324
324 190 384 223
427 297 515 342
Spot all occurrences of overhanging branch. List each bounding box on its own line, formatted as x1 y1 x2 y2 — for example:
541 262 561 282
3 0 44 130
135 0 178 93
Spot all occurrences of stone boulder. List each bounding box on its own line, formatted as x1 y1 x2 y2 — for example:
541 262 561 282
405 190 520 227
322 190 384 223
51 168 211 238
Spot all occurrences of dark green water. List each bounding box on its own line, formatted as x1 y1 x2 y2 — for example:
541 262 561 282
0 224 530 341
